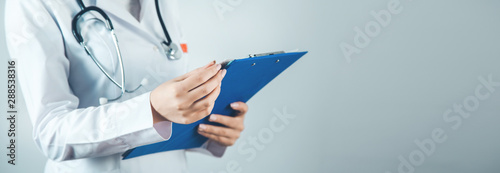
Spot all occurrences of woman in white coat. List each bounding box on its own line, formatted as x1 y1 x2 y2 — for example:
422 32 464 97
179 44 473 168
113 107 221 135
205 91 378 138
5 0 247 172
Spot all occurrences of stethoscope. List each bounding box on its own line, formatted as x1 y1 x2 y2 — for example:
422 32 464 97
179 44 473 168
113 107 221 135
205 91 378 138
71 0 182 105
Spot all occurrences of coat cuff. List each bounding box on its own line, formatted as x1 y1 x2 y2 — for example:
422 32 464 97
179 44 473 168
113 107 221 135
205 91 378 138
118 92 171 149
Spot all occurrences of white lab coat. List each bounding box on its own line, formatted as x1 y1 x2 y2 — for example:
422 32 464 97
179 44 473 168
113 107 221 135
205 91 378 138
5 0 225 172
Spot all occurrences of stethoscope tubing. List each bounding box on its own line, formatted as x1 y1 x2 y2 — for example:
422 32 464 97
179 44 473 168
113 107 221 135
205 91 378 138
155 0 172 46
72 3 145 103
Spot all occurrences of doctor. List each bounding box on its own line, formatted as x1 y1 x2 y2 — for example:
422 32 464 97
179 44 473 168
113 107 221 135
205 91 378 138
5 0 247 172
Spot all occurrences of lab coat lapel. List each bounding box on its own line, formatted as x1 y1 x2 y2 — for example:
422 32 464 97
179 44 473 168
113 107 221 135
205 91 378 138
138 0 168 41
138 0 150 23
96 0 141 25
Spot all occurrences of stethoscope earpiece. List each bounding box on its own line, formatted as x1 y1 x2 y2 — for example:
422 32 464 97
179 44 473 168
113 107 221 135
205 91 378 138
99 97 109 105
98 78 149 105
140 78 149 86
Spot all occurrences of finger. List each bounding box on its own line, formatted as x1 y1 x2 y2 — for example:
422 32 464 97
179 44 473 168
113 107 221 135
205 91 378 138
208 114 244 131
186 69 225 103
174 83 220 124
189 82 221 112
230 102 248 117
180 63 222 91
198 124 240 139
198 131 235 146
182 100 216 124
174 60 216 81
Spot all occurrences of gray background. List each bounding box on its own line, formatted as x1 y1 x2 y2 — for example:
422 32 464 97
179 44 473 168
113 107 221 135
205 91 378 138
2 0 500 172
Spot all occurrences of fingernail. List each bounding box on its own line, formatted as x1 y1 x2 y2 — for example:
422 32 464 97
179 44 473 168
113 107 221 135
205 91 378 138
221 69 227 78
199 124 206 131
216 64 222 70
231 102 239 109
205 60 216 68
209 115 217 121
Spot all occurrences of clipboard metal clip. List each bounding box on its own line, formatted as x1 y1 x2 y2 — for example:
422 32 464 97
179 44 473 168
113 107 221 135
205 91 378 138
221 50 293 69
249 51 285 58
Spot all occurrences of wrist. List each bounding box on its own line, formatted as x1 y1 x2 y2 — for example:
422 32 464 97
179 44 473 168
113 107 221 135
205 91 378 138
151 99 168 124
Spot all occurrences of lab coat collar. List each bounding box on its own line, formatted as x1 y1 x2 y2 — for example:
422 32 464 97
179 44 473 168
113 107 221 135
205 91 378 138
94 0 161 45
96 0 145 25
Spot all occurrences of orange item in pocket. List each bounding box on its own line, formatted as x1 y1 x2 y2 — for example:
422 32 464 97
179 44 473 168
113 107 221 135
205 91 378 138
180 43 188 53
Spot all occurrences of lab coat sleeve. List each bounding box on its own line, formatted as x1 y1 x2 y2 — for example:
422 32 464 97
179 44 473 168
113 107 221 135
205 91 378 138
5 1 171 161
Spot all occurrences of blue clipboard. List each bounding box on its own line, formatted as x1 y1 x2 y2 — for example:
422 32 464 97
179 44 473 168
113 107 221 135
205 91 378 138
122 51 308 159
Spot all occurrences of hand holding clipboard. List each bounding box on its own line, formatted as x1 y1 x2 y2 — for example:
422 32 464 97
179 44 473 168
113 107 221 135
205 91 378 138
123 51 308 159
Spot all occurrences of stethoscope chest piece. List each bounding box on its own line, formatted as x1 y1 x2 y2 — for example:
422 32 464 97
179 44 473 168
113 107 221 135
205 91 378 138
161 42 182 60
